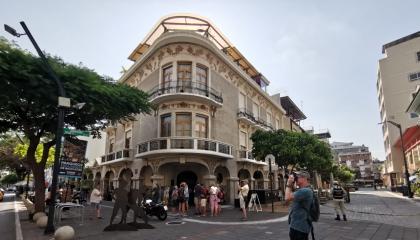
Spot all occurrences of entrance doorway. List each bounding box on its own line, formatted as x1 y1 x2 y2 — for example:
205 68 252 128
177 171 197 206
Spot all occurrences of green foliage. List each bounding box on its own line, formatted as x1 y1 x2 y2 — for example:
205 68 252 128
0 37 152 211
14 141 55 168
0 133 27 180
1 173 18 185
0 37 152 137
251 129 334 175
333 164 355 183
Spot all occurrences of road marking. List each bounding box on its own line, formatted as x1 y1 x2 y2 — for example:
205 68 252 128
182 215 288 225
14 197 23 240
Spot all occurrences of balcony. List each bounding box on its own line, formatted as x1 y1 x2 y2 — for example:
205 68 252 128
136 137 233 159
237 108 274 131
100 149 134 166
237 150 267 165
148 81 223 107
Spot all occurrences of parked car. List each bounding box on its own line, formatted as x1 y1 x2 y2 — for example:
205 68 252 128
0 190 4 202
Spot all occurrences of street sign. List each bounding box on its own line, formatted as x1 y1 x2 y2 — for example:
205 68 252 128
64 128 90 137
58 137 88 178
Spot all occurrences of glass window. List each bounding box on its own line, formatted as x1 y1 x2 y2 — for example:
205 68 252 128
239 93 246 110
417 51 420 62
176 113 192 136
252 102 259 119
177 62 192 87
125 130 132 149
239 131 247 150
267 112 272 125
109 139 114 153
160 114 172 137
195 115 208 138
162 65 173 88
196 64 208 87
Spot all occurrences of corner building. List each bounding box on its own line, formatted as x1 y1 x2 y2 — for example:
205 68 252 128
92 14 305 204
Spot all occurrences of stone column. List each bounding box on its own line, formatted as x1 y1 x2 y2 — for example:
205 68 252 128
263 178 270 190
250 177 255 190
228 177 239 205
151 174 164 186
203 175 217 186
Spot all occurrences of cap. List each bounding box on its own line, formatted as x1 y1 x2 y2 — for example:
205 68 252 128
333 181 339 185
295 171 310 179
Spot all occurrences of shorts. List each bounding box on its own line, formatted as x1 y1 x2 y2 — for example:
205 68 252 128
239 196 246 209
91 202 100 210
194 197 199 206
200 198 207 207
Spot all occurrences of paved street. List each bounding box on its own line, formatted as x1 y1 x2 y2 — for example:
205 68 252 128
2 189 420 240
0 192 21 240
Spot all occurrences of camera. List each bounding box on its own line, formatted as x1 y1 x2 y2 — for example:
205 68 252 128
285 172 299 183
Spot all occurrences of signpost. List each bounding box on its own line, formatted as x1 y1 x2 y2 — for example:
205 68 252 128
64 128 90 137
58 137 88 178
265 154 275 213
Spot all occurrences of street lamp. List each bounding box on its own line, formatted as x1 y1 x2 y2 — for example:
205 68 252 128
378 120 413 198
265 154 275 213
4 22 70 233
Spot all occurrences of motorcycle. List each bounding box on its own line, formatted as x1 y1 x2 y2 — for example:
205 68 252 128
140 199 168 221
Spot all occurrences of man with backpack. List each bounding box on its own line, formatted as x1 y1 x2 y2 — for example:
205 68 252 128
332 181 347 221
285 171 320 240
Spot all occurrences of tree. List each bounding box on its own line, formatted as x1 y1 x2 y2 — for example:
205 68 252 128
333 165 355 183
251 129 334 177
0 133 28 181
1 173 18 185
0 38 152 212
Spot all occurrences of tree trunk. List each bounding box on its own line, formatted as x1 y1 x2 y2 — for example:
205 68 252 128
33 164 46 213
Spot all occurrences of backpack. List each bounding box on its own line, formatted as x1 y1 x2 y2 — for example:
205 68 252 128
217 190 224 200
308 190 320 222
171 189 178 200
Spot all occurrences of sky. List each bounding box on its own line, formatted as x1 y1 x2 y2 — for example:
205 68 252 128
2 0 420 160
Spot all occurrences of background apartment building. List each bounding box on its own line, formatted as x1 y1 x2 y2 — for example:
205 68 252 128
377 31 420 187
331 142 373 180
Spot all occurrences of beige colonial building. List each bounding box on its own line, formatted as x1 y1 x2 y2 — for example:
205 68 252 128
91 14 305 204
377 31 420 188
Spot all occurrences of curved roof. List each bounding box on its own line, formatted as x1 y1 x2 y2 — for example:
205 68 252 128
128 13 268 84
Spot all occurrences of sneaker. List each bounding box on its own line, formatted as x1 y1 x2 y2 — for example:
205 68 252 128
241 218 248 221
97 216 103 219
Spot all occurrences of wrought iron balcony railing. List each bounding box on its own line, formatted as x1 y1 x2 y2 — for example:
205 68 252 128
137 137 233 158
101 149 133 164
148 81 223 104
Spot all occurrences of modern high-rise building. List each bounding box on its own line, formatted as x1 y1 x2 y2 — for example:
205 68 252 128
90 14 306 204
377 31 420 187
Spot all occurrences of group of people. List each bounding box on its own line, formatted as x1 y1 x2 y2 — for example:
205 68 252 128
170 182 225 217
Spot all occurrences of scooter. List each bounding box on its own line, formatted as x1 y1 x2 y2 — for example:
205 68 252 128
140 199 168 221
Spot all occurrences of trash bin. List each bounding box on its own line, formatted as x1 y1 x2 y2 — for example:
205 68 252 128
401 186 409 196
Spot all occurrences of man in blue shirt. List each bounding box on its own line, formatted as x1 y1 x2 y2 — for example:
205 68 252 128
285 171 313 240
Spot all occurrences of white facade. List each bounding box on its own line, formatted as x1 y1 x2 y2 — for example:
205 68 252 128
377 32 420 187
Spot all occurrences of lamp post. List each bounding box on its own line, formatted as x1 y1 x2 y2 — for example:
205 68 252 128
379 120 413 198
265 154 275 213
4 22 70 233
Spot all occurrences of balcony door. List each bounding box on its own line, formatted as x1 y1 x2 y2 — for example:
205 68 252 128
177 62 192 92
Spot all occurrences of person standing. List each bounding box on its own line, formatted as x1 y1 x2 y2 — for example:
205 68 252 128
332 181 347 221
194 183 202 215
90 183 103 219
285 171 313 240
209 184 219 217
200 184 209 217
238 180 249 221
